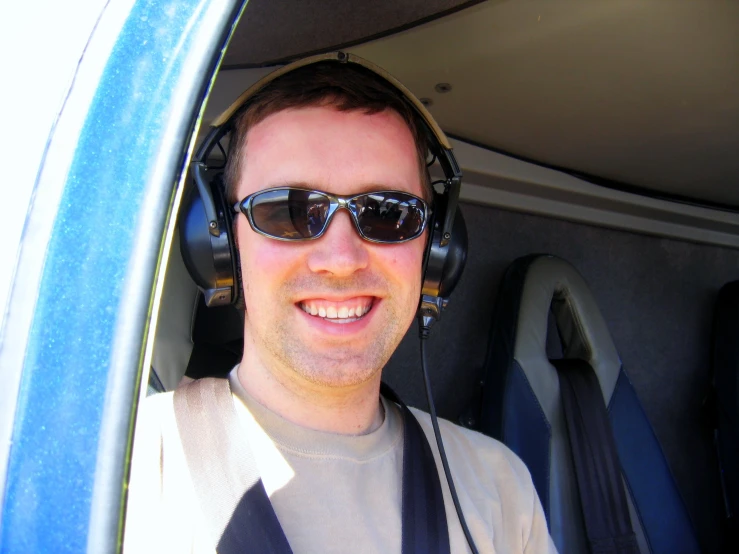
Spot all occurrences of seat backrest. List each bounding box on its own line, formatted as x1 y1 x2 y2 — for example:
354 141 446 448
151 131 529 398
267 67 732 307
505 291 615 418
479 254 699 554
712 281 739 529
152 232 199 390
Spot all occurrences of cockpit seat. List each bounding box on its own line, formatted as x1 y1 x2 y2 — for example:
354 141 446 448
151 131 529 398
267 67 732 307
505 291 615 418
710 281 739 546
478 254 699 554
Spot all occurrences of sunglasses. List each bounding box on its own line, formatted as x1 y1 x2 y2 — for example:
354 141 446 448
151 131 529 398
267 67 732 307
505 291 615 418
232 187 430 243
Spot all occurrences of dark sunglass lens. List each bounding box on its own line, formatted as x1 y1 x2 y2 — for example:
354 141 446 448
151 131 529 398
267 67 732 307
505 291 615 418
354 192 425 242
250 189 330 239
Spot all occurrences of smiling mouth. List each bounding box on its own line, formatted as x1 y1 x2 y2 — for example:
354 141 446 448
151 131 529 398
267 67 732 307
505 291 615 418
298 296 375 324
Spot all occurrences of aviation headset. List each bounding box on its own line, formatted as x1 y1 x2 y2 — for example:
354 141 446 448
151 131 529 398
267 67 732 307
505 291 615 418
179 51 467 328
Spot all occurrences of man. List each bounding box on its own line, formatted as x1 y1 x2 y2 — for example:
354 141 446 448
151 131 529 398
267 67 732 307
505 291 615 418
124 55 556 553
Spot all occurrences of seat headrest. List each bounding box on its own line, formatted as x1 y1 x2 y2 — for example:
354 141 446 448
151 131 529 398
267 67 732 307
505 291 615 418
504 254 622 404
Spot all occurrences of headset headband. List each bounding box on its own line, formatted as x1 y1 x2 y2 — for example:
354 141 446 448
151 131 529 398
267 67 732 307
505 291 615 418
214 52 452 148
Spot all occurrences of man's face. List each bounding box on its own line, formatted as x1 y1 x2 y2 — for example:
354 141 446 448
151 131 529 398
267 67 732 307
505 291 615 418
234 106 426 388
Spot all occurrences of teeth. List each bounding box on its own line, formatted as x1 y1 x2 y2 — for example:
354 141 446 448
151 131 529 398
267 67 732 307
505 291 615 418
325 318 359 324
300 300 372 319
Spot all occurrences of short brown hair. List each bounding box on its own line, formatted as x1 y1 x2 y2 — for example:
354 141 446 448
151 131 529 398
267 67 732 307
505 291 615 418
223 61 431 203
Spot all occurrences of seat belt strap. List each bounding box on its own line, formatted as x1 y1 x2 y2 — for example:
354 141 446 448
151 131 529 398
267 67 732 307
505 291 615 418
551 359 640 554
173 378 450 554
173 378 293 553
382 383 451 554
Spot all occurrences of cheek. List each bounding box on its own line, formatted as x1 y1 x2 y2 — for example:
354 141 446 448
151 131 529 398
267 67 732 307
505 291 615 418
382 240 426 293
238 231 298 300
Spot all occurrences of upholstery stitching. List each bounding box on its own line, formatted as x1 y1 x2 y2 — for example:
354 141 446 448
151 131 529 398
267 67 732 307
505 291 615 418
610 368 699 553
611 374 653 553
610 369 698 524
620 471 653 554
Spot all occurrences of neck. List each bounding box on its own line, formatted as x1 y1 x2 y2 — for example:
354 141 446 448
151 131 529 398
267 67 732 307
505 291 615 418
237 344 384 435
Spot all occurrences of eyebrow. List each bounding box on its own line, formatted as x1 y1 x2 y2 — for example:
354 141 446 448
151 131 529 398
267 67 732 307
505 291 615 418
269 181 410 193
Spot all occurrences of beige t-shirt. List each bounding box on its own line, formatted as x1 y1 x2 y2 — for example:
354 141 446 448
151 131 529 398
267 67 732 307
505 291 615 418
124 370 556 553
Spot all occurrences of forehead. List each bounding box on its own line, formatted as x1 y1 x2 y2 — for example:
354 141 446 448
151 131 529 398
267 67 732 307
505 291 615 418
236 106 423 198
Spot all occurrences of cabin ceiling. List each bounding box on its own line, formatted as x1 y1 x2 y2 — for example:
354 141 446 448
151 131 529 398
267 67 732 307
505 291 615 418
223 0 482 68
218 0 739 210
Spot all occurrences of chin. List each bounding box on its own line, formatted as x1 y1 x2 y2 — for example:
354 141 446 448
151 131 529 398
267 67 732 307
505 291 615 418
287 349 389 389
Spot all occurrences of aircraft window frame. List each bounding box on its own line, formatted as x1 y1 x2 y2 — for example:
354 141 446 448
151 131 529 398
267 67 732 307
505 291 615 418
0 0 246 551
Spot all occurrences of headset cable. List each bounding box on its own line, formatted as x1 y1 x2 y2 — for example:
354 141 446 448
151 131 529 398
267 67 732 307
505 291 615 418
419 323 480 554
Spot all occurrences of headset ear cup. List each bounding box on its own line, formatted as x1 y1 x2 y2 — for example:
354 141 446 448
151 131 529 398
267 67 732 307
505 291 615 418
419 200 468 318
215 182 242 307
438 207 467 298
178 177 239 307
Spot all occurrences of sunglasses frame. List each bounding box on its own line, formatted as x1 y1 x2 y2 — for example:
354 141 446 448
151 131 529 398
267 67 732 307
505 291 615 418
233 186 431 244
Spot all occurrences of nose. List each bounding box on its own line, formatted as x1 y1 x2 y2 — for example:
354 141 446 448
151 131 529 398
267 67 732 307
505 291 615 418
306 209 369 277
